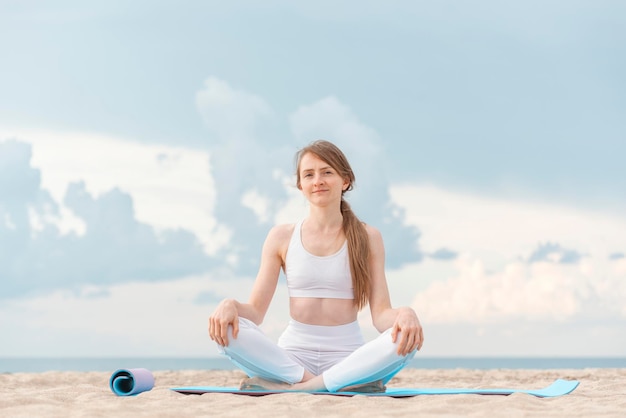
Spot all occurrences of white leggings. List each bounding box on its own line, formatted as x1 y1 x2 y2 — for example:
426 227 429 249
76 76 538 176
217 318 416 392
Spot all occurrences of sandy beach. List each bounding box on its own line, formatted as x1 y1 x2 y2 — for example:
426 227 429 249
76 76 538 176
1 368 624 417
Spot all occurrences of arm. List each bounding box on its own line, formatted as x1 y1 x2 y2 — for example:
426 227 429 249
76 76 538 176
208 224 288 346
367 225 424 355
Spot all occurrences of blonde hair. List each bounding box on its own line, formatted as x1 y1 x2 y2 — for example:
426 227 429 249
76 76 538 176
295 140 371 309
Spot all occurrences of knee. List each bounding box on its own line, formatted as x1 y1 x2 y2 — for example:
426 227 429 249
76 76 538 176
220 317 261 349
380 328 417 358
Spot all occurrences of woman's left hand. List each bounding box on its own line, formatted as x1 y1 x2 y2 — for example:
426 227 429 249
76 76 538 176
391 307 424 356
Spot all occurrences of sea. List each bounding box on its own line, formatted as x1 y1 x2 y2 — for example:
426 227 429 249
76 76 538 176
1 357 625 373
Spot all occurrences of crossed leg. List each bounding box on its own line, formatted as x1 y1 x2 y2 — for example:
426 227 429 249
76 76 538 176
218 318 416 392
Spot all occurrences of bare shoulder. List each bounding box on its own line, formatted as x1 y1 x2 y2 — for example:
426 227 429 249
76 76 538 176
265 223 296 251
363 223 385 256
268 223 296 240
364 223 383 242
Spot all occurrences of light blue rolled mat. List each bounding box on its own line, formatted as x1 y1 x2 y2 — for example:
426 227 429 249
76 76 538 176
109 368 155 396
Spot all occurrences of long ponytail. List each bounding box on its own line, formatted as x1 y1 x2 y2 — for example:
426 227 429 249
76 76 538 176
340 199 370 310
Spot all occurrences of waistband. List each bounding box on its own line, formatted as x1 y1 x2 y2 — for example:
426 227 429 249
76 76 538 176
278 319 365 350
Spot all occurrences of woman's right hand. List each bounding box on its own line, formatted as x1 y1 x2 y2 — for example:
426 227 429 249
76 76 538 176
208 298 239 346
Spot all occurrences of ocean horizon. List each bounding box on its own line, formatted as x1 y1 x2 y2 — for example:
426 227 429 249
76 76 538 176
2 356 625 373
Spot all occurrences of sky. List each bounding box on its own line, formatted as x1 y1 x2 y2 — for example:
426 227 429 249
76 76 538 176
1 0 625 359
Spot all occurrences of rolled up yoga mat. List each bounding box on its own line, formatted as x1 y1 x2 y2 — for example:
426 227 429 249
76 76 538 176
109 368 155 396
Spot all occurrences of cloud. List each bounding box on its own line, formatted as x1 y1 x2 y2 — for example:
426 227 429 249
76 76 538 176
195 77 296 272
390 183 626 269
196 76 274 141
388 182 626 324
528 242 584 264
0 276 215 357
429 248 458 261
411 252 626 326
0 128 226 255
0 140 216 299
0 272 287 357
290 96 380 150
412 255 586 324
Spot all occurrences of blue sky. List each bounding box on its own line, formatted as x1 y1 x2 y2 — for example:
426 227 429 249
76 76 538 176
1 1 625 358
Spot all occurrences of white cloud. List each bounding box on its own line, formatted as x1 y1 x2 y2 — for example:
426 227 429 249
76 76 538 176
2 275 238 357
241 189 271 224
241 182 309 226
0 128 227 255
614 257 626 276
195 77 274 141
389 183 626 324
412 255 586 324
390 183 626 268
273 170 309 225
290 96 380 157
0 271 294 357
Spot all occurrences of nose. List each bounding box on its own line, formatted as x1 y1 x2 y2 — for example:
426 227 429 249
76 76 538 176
314 174 325 185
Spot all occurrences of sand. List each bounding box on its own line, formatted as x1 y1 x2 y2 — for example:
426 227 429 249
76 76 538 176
1 368 624 417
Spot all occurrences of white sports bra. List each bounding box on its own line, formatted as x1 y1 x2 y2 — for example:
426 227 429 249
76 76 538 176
284 220 354 299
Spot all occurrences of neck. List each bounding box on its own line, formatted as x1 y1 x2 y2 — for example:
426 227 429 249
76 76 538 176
306 206 343 231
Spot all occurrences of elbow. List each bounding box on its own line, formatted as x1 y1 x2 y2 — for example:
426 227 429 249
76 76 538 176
247 306 266 326
371 314 388 333
371 306 396 333
251 315 263 326
373 322 388 334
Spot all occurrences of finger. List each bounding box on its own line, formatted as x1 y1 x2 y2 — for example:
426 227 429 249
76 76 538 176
232 316 239 339
219 320 230 346
411 336 420 353
218 326 227 346
412 329 422 351
208 317 216 341
404 335 416 356
405 330 418 353
417 329 424 351
396 331 410 355
211 317 224 345
212 320 220 344
390 323 399 343
400 329 421 355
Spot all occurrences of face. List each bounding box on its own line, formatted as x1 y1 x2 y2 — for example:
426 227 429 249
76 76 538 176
298 152 349 206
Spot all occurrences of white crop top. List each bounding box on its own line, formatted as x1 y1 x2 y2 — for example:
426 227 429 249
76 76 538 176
284 220 354 299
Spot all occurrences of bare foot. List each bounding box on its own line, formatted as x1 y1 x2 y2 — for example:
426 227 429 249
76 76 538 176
239 377 292 391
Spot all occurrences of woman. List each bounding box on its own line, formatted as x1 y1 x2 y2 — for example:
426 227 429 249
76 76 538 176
208 140 423 392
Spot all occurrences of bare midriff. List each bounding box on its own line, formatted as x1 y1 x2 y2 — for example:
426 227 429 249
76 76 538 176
289 297 358 325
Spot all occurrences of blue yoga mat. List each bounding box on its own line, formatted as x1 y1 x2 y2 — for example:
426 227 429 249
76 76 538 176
171 378 579 398
109 368 155 396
